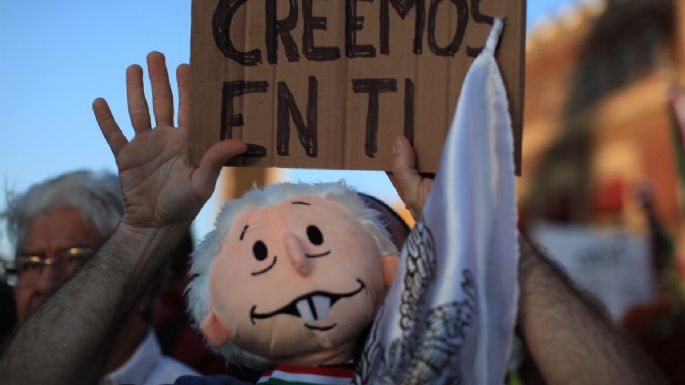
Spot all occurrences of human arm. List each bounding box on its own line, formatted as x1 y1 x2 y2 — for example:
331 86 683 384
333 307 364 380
388 136 666 385
517 236 666 385
0 52 247 385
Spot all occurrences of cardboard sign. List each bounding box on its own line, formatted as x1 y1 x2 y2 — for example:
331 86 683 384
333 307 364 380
189 0 525 173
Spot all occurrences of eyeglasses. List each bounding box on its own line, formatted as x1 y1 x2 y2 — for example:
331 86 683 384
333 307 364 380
3 247 97 288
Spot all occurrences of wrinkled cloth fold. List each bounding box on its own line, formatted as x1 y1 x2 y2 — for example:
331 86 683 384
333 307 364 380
354 18 519 385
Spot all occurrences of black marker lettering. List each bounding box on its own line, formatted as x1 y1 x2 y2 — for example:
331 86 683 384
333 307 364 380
466 0 495 57
470 0 494 24
213 0 261 65
277 76 319 157
266 0 300 64
346 0 376 58
221 81 269 140
303 0 341 61
380 0 425 55
427 0 468 57
404 78 415 144
352 79 398 157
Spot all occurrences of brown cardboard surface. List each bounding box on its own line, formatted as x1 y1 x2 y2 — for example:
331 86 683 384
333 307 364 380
190 0 525 173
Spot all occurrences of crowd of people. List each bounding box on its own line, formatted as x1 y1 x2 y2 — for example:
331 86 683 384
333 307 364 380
0 52 669 384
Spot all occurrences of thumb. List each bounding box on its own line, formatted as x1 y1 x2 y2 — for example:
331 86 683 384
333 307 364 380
390 136 427 218
193 139 247 201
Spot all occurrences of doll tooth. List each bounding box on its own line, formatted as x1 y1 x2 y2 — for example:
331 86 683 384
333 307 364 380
296 298 315 322
313 295 331 319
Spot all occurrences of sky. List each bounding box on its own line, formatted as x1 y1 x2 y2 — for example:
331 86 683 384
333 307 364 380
0 0 584 258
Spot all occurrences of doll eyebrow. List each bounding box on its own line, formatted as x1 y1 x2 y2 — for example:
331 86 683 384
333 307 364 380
239 225 249 241
291 201 311 205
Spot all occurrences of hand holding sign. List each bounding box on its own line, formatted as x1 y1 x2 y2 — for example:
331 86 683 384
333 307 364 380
93 52 247 230
388 135 434 219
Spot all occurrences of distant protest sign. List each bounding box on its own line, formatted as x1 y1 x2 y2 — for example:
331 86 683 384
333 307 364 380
532 224 655 320
189 0 525 173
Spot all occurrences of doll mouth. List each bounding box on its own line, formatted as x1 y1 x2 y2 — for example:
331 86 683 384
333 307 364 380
250 279 366 324
304 323 337 331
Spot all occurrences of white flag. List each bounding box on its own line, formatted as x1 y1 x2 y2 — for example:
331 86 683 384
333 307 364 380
354 19 519 385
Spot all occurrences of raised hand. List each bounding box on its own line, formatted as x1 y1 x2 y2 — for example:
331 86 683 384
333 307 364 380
387 136 434 220
93 52 246 229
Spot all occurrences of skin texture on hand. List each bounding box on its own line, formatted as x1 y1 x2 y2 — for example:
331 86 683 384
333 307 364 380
387 136 433 219
387 136 667 385
92 52 247 229
0 52 246 385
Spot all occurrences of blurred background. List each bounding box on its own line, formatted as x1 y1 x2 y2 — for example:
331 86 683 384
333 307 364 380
3 0 685 382
520 0 685 382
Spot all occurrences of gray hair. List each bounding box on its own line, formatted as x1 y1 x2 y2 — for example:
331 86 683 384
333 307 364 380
4 170 123 254
187 181 397 370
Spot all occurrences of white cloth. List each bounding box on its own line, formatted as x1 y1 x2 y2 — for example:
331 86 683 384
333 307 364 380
354 19 519 385
103 330 198 385
257 365 354 385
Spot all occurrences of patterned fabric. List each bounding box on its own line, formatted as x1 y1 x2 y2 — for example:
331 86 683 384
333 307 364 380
354 19 519 385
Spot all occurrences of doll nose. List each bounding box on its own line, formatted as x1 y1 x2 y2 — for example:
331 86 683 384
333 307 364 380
284 233 312 276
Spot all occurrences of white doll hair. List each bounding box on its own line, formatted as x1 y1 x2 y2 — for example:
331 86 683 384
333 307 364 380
4 170 123 254
187 181 398 369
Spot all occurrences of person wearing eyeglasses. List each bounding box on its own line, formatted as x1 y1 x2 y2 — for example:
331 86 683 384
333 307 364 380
2 170 199 385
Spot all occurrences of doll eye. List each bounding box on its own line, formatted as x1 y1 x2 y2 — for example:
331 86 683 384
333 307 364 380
306 225 324 246
252 240 268 261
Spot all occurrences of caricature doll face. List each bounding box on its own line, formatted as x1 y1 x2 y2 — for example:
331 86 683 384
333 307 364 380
202 195 395 366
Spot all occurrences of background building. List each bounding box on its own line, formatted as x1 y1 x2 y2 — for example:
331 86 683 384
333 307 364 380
519 2 685 381
521 0 680 240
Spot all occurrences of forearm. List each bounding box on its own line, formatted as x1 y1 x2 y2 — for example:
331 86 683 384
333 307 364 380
0 222 189 385
517 236 666 385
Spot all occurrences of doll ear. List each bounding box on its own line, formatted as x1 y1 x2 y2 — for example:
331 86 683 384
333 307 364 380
200 310 231 347
381 255 400 288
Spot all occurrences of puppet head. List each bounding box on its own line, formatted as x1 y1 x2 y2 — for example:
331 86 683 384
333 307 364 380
187 182 399 369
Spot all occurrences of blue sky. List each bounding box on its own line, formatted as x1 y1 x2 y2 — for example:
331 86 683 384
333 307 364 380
0 0 583 257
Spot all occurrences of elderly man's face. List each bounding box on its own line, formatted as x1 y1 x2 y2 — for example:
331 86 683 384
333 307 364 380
14 207 102 321
201 195 397 366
